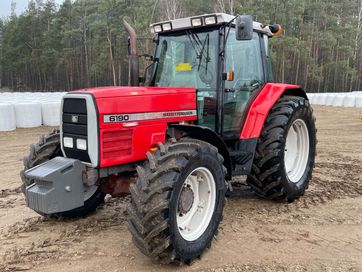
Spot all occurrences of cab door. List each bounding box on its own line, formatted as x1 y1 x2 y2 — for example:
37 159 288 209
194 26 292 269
223 30 265 139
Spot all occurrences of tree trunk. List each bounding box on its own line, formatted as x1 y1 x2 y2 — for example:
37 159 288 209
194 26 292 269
107 28 117 86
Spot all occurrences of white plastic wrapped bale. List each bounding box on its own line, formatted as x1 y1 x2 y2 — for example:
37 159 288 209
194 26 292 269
14 103 42 128
319 94 328 105
0 103 16 131
312 95 320 105
41 102 61 126
308 96 315 104
307 93 315 104
356 96 362 108
343 95 356 107
332 95 345 107
326 94 336 106
312 94 321 105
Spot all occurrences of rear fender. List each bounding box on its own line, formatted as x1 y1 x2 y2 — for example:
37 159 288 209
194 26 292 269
240 83 307 139
169 124 232 180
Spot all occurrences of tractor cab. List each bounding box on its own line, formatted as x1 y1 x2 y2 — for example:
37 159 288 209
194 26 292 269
147 14 279 139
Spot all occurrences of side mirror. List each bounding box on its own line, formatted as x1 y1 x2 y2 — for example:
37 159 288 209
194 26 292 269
235 15 253 40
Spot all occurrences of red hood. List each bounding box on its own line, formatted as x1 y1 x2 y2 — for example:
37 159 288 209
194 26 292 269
68 86 198 168
71 86 196 99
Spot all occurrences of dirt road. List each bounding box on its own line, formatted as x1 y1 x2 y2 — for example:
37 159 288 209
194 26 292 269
0 106 361 272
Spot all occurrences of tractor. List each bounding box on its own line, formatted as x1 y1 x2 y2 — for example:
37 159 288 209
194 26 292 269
21 13 316 264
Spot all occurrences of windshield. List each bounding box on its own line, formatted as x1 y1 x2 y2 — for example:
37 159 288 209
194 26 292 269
152 29 219 89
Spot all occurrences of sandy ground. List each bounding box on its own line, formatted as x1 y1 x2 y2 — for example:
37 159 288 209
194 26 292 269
0 106 361 272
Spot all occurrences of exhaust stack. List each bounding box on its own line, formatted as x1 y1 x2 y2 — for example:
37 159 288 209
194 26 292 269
123 20 139 86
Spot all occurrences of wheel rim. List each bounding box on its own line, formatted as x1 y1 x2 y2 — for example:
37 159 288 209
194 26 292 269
176 167 216 241
284 119 310 183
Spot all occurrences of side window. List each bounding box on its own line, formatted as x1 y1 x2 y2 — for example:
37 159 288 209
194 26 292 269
264 35 274 82
225 31 264 91
223 31 264 138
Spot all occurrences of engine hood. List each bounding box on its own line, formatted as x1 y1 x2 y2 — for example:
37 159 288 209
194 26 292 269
71 86 196 99
65 86 198 168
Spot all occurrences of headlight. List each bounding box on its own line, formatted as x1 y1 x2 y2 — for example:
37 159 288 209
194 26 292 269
204 16 217 25
191 17 203 27
162 22 172 31
64 137 74 148
153 25 162 33
76 139 87 150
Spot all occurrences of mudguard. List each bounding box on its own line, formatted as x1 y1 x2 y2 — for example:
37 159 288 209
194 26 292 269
170 124 233 180
240 83 307 139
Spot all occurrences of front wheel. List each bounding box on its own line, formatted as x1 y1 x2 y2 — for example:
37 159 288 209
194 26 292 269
247 96 317 202
127 139 227 264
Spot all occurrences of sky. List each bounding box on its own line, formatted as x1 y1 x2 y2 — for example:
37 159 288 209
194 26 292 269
0 0 65 18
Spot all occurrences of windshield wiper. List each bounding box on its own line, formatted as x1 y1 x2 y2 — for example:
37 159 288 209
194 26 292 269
196 33 210 72
186 31 211 72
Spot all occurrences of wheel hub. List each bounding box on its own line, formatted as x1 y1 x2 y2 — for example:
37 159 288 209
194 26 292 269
178 186 194 214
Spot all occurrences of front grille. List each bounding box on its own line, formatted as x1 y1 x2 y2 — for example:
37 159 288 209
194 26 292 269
62 98 91 163
102 130 133 159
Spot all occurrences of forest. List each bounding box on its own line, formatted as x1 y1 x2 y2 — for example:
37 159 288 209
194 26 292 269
0 0 362 92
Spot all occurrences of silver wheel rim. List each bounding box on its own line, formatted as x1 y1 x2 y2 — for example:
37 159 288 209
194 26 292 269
284 119 310 183
176 167 216 241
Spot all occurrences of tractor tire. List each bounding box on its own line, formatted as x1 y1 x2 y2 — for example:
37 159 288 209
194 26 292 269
247 96 316 202
21 129 105 218
127 139 227 264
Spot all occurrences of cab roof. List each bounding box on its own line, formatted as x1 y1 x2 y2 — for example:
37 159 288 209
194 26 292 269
150 13 274 37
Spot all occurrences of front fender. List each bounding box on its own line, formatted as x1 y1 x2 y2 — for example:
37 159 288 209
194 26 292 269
169 124 232 180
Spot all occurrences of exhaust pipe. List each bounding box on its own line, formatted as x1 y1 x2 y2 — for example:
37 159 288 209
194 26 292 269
123 20 139 86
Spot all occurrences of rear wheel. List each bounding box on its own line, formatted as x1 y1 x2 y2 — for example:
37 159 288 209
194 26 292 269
21 129 105 218
127 139 227 264
247 96 317 202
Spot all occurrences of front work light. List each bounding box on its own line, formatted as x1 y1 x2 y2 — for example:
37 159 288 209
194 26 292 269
64 137 74 148
162 22 172 31
204 16 217 25
76 139 87 150
191 17 203 27
153 25 162 33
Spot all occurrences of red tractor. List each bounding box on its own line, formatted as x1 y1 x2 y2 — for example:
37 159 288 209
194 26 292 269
21 14 316 264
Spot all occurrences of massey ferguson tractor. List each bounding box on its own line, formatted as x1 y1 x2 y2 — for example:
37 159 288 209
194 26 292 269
21 13 316 264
